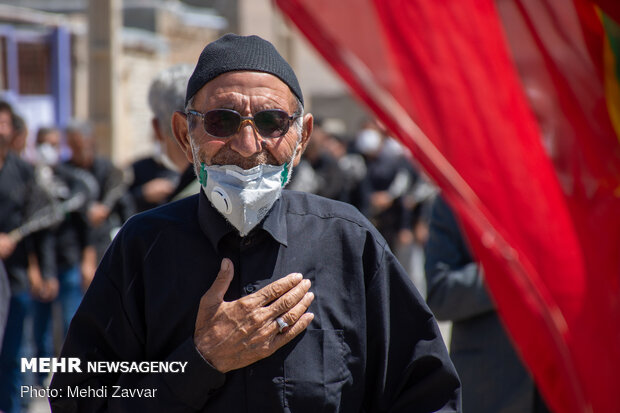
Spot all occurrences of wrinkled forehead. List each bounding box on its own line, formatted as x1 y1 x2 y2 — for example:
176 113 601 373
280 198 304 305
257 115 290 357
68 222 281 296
193 71 298 112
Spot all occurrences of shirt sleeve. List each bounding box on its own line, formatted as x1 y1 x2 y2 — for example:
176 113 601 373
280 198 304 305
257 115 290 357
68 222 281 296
424 196 495 322
49 225 225 412
23 164 56 280
128 181 150 212
363 240 462 413
32 229 56 280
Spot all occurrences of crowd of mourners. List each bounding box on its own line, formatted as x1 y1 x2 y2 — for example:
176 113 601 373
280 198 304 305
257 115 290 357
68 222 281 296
1 38 550 409
0 92 435 412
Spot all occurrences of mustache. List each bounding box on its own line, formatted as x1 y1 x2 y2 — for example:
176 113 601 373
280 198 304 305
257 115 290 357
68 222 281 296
209 148 280 170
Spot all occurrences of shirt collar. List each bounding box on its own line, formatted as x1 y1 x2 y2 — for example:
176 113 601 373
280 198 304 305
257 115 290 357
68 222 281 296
198 188 288 251
261 194 288 247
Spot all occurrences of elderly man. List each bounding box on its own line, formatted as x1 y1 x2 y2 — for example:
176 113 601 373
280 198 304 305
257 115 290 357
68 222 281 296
50 34 460 412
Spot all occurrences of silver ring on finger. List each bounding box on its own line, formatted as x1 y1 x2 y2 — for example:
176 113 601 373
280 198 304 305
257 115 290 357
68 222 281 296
275 317 289 333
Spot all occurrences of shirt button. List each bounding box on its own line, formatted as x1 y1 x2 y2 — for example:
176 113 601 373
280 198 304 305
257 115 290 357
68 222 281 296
244 284 256 294
242 237 252 246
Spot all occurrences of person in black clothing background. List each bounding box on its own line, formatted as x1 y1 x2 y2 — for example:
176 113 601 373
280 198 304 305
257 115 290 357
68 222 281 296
128 64 196 212
425 195 550 413
0 101 54 413
127 152 179 212
65 122 134 274
354 120 420 251
287 120 346 200
30 127 95 388
0 260 9 352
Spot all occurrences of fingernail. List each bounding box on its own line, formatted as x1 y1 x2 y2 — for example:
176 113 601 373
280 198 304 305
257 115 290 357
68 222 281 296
302 279 311 288
222 259 230 271
306 292 314 300
292 273 303 281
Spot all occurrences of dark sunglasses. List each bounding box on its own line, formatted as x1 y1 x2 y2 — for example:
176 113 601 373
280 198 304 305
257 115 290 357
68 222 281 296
187 108 300 139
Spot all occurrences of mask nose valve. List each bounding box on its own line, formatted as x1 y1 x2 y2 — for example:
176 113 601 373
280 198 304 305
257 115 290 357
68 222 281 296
210 186 232 214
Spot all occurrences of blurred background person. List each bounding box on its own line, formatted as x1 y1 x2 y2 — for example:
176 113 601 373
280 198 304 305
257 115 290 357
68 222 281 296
353 119 420 251
322 127 367 207
128 64 195 212
0 260 9 353
65 121 134 275
287 118 345 199
9 114 28 158
425 195 550 413
353 119 437 295
0 102 54 413
29 126 94 389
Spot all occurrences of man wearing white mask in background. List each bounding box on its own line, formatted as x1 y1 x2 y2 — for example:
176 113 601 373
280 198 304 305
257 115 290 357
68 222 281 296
50 34 460 412
31 127 94 388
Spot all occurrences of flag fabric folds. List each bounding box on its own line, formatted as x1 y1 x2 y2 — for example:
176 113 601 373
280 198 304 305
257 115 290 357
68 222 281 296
275 1 620 412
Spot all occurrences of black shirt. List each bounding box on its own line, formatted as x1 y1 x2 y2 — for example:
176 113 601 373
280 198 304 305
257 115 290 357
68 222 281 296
67 157 135 262
50 190 460 412
47 163 94 271
129 156 179 213
167 164 197 202
0 153 52 292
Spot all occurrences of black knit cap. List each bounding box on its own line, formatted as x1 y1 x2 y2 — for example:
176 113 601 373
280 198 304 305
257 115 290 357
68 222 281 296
185 34 303 107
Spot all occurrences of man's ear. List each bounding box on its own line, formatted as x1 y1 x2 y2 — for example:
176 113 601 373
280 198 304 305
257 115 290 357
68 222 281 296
151 118 164 143
171 111 194 163
293 113 313 166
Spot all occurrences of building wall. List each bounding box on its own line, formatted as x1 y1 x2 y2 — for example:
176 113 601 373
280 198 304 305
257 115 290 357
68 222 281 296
96 6 221 166
0 2 225 166
69 15 88 121
110 7 221 166
116 46 165 166
237 0 366 134
0 1 367 167
157 8 219 67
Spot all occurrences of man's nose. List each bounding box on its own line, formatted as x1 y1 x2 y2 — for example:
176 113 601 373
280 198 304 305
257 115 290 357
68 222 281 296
229 119 262 158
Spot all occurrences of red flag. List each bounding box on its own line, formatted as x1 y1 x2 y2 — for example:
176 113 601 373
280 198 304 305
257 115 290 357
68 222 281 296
275 1 620 412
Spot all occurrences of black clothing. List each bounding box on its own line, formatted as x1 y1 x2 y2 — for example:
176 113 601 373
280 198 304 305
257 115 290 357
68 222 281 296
0 259 8 345
46 163 93 272
0 153 52 292
67 157 134 261
167 164 196 201
50 190 460 412
363 152 419 248
68 156 134 218
366 152 416 192
128 156 179 212
308 153 345 200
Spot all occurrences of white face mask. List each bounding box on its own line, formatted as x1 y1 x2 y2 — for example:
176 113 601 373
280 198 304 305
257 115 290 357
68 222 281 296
198 161 293 236
355 128 382 155
37 143 59 166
